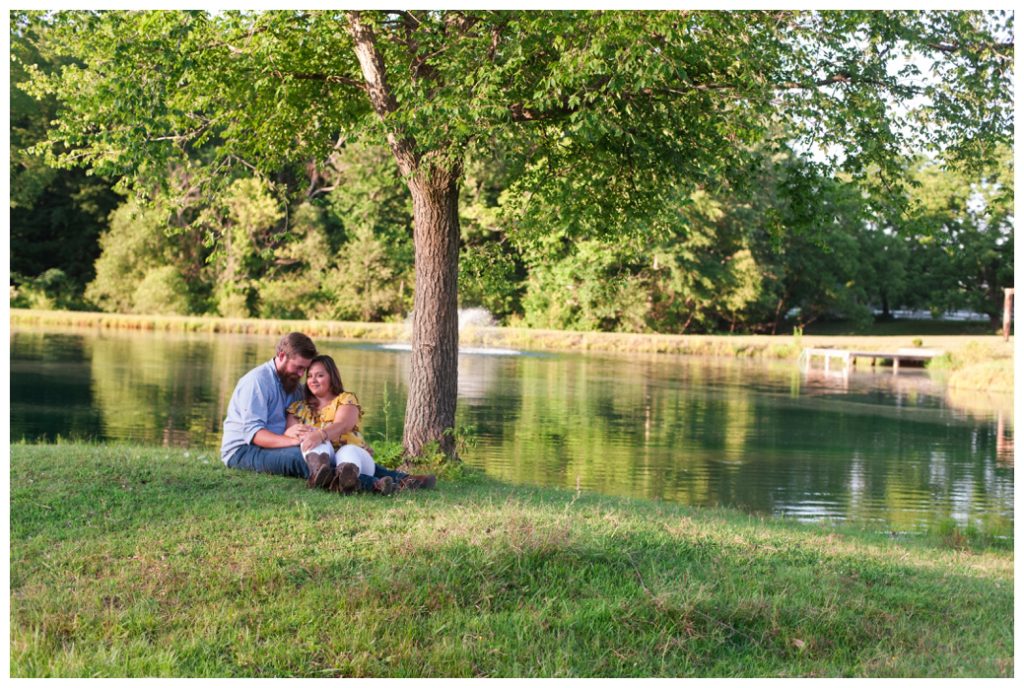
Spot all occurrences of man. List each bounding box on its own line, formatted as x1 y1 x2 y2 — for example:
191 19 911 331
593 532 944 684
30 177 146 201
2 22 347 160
221 331 319 478
221 331 436 492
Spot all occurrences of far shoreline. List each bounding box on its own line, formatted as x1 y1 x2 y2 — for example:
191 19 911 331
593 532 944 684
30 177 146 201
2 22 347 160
9 307 1012 361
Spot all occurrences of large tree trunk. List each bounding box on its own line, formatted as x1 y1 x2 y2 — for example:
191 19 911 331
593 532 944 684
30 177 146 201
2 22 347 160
879 293 892 320
346 12 463 458
403 171 461 457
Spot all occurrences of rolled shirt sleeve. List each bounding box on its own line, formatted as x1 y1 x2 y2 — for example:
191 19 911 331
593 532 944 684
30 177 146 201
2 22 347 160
239 381 271 445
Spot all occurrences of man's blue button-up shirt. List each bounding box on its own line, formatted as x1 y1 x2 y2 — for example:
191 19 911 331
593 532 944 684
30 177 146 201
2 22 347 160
220 359 303 464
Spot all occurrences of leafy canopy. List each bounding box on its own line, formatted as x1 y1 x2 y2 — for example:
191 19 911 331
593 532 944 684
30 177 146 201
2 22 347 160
25 10 1013 246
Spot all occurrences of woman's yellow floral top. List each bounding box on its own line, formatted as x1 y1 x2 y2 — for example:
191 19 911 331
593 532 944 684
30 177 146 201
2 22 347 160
287 392 368 450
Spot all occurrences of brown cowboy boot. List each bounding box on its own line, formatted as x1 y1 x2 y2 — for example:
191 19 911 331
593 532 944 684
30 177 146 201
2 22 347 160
331 462 360 494
373 476 396 496
305 452 333 489
398 474 437 491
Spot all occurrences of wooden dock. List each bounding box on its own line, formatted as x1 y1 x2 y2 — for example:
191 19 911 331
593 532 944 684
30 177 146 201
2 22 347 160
800 347 943 375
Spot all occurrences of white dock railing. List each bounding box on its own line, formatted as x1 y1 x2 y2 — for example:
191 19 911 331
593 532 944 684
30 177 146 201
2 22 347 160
800 347 943 375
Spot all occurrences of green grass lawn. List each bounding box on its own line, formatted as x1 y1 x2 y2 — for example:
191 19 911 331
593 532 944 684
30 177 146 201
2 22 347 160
10 443 1013 678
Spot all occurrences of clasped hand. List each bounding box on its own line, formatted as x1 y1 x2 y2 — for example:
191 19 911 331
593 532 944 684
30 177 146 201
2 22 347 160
286 423 327 452
285 423 313 440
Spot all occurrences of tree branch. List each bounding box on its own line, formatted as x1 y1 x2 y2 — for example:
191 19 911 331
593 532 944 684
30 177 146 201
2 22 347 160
268 69 366 91
444 11 483 35
146 121 212 143
507 70 919 123
346 10 418 176
393 9 436 84
488 22 503 61
348 12 400 118
928 40 1014 56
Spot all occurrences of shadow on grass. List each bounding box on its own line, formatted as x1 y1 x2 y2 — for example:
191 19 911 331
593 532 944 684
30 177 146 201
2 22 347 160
10 443 1014 678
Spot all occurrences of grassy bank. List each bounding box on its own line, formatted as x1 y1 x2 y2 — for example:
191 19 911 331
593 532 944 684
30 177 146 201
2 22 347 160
947 359 1015 394
10 443 1013 678
9 308 1012 361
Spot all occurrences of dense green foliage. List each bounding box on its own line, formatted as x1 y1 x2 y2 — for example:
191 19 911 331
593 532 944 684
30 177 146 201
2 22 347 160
9 13 120 305
11 443 1013 677
17 144 1010 333
12 10 1013 333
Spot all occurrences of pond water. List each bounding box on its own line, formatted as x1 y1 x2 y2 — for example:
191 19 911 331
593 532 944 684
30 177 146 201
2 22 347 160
9 326 1014 535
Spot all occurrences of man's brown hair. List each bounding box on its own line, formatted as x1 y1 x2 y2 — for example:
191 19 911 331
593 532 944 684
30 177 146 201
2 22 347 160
276 332 317 360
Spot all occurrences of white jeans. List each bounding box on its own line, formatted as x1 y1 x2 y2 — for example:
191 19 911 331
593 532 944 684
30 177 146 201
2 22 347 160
303 441 376 476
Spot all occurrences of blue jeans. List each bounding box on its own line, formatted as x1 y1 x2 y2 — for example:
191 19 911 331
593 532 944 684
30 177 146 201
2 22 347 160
227 444 308 479
358 465 409 491
226 444 406 488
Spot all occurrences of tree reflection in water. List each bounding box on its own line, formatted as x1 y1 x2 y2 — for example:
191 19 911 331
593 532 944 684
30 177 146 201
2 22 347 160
9 327 1014 537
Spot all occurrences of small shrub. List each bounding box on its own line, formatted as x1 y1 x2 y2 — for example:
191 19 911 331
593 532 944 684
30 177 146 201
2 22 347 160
929 518 973 550
930 517 1008 551
926 353 955 370
257 278 321 320
10 269 84 310
370 440 405 470
216 287 251 319
769 343 801 359
394 438 468 482
132 266 190 315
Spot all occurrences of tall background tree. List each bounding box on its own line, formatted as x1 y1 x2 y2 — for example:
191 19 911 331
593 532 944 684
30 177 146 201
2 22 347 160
22 10 1013 456
897 149 1015 324
10 11 120 307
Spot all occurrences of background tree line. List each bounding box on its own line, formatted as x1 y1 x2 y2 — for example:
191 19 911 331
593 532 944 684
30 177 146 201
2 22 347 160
10 12 1013 333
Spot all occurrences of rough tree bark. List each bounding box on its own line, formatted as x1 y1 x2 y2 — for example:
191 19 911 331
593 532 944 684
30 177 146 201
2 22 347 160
404 171 461 456
348 11 462 457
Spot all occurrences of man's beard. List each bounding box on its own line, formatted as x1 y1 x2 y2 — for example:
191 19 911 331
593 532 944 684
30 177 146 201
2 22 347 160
278 371 302 394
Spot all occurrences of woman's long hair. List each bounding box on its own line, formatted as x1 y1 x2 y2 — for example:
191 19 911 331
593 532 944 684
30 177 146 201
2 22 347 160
304 354 345 411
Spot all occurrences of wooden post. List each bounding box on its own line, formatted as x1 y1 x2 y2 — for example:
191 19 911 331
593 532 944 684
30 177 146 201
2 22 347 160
1003 288 1014 342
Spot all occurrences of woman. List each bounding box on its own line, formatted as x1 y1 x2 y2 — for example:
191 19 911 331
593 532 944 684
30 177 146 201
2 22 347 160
286 354 397 495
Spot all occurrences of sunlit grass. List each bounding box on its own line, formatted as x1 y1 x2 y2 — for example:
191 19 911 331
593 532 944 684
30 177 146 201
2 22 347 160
10 442 1013 678
946 359 1014 394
